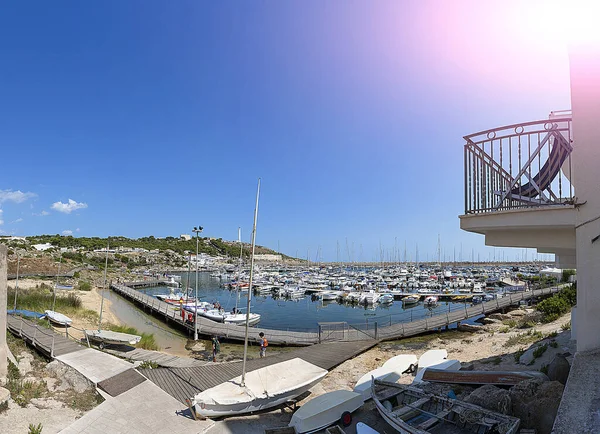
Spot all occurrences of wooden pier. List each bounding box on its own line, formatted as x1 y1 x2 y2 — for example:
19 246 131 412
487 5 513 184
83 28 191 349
6 315 83 358
110 283 320 345
110 282 560 345
139 339 377 404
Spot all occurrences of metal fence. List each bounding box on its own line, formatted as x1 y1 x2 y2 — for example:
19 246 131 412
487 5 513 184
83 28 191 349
464 115 573 214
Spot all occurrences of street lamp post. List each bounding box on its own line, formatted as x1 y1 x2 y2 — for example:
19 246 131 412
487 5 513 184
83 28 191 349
192 226 203 340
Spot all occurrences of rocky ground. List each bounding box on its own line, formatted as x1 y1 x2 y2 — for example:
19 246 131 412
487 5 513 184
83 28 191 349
2 281 574 433
0 334 103 434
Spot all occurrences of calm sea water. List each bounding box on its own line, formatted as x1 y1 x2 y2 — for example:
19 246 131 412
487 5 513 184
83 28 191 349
133 271 480 332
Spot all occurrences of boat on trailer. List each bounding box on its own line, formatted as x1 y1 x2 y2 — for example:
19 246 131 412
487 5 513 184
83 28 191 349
84 329 142 349
371 379 520 433
289 390 363 433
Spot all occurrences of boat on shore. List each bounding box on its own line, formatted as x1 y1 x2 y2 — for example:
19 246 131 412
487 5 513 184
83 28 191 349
84 329 141 349
45 310 72 326
371 379 520 433
289 390 363 433
192 357 327 417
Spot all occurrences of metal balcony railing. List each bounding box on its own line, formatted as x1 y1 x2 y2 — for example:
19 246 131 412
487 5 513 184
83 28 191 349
464 113 573 214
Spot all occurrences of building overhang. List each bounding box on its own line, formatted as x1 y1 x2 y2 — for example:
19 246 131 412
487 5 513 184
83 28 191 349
460 206 576 251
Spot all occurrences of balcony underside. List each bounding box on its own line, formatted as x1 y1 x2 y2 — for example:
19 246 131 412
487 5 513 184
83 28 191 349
460 206 576 267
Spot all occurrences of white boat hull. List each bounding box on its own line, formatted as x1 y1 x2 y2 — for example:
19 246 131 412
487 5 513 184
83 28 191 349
223 312 261 326
45 310 72 326
192 358 327 418
289 390 363 433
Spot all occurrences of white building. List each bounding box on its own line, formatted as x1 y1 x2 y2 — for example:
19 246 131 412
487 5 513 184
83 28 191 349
32 243 53 251
180 234 191 241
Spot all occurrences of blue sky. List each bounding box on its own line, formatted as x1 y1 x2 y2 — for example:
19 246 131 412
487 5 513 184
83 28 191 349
0 1 571 261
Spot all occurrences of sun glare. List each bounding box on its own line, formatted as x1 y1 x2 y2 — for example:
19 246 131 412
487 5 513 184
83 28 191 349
535 0 600 46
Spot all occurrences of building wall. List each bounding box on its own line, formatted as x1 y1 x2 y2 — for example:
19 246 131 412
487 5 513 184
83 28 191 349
570 41 600 351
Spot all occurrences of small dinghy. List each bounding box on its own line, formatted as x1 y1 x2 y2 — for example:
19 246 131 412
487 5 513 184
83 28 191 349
417 349 447 371
8 309 46 320
289 390 363 433
422 369 549 386
413 359 461 384
45 310 72 326
371 379 520 434
84 329 142 349
354 354 417 401
356 422 380 434
382 354 418 370
191 358 327 417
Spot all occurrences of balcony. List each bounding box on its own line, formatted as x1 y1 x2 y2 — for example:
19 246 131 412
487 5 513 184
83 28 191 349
459 112 576 266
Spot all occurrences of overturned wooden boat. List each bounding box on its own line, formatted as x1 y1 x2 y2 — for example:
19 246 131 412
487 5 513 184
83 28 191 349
422 369 549 386
289 390 363 433
413 359 461 385
371 379 520 433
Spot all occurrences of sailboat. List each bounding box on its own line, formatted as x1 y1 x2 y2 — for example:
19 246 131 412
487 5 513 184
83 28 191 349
85 243 141 349
45 254 73 326
223 228 261 326
190 179 327 417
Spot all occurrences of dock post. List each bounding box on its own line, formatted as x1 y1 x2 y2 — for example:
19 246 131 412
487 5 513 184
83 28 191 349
318 324 321 344
374 322 378 340
0 245 7 378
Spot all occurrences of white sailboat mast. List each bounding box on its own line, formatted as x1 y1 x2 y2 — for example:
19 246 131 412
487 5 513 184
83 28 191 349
235 227 242 311
241 178 261 387
98 242 109 330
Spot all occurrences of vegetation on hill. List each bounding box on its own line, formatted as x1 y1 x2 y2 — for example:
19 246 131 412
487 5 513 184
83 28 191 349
26 235 292 260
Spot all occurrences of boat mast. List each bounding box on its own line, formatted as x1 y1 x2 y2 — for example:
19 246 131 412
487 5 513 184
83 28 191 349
98 242 109 330
235 227 242 312
241 178 261 388
51 254 63 312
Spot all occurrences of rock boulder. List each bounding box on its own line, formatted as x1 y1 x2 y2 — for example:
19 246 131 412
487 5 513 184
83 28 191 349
547 354 570 385
510 378 564 434
465 385 511 414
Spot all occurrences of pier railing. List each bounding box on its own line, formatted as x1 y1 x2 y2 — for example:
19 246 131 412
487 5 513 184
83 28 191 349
464 114 573 214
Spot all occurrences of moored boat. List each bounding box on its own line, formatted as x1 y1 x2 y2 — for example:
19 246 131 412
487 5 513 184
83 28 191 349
401 295 420 305
289 390 363 433
371 379 520 433
424 295 438 307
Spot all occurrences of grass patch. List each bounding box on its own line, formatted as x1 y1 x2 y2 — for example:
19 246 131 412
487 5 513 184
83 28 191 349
533 344 548 359
77 280 92 291
502 319 518 328
492 356 502 365
8 287 82 315
505 329 544 348
550 340 558 348
67 389 104 411
547 331 558 338
139 360 159 369
518 320 537 329
107 324 160 351
561 321 571 331
6 361 47 407
28 423 43 434
499 326 510 333
514 348 525 363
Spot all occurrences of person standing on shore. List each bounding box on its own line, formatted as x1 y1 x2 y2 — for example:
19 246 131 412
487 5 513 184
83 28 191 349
259 332 268 358
211 336 220 362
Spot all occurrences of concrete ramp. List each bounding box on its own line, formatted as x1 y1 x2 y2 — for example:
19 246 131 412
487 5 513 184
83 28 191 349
56 348 133 384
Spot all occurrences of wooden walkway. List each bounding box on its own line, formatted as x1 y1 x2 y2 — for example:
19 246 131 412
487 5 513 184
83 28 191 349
111 283 320 345
376 286 560 340
111 283 560 345
105 346 209 368
6 315 84 358
139 339 377 404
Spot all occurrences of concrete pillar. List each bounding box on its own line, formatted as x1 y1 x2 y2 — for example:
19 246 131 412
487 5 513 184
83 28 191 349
570 40 600 352
0 245 7 378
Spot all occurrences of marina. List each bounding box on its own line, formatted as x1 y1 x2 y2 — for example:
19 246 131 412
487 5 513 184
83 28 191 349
109 273 559 344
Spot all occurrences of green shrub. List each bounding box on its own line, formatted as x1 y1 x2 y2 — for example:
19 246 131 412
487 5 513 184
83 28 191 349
514 348 525 363
537 296 570 323
139 360 159 369
499 326 510 333
550 341 558 348
533 344 548 359
540 364 549 375
502 319 518 328
77 280 92 291
28 423 43 434
73 271 81 279
561 321 571 331
561 269 576 283
108 324 159 351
